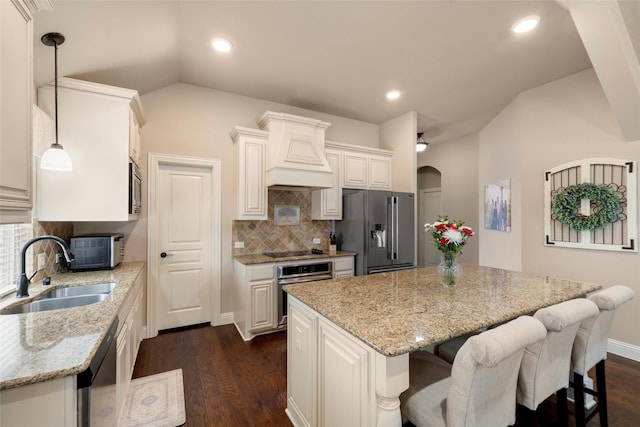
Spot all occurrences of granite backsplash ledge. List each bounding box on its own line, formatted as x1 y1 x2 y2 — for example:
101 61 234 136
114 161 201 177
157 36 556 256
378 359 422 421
232 189 332 256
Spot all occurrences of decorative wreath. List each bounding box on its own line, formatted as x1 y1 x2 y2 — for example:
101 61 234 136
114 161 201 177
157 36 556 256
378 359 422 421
552 183 621 231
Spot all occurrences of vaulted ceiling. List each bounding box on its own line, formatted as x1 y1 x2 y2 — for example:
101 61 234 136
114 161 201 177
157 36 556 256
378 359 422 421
32 1 639 143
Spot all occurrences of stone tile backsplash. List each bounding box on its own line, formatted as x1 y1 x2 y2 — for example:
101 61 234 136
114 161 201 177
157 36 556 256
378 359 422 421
232 189 332 255
32 221 73 282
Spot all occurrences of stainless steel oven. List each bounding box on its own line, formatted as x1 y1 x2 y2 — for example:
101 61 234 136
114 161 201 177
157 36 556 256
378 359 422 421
277 260 333 327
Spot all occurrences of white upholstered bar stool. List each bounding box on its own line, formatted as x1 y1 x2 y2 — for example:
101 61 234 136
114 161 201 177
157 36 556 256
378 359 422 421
400 316 547 427
569 285 635 427
516 298 599 426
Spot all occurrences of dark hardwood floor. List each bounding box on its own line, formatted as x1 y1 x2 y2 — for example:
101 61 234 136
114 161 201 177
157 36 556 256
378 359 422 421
132 324 640 427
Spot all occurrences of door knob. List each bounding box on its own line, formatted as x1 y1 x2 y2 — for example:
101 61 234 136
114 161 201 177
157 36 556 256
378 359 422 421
160 252 172 258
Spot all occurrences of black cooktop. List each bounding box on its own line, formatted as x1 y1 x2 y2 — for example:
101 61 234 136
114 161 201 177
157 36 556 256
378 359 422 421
264 250 323 258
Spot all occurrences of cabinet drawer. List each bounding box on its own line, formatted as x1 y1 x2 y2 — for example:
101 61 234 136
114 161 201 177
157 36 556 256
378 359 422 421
248 264 275 281
334 257 354 272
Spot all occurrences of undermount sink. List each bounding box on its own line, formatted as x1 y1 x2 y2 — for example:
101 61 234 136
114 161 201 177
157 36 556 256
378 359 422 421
0 282 116 315
39 282 116 299
1 293 109 315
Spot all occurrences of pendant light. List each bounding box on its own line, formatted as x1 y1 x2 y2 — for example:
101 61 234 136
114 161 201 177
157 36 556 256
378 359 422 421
416 132 428 153
40 32 72 172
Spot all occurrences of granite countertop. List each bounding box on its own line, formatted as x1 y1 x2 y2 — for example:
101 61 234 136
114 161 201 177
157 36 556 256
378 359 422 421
283 264 602 357
234 250 356 265
0 262 145 391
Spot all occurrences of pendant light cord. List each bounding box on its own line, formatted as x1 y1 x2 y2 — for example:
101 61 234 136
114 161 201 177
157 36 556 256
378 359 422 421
53 39 59 147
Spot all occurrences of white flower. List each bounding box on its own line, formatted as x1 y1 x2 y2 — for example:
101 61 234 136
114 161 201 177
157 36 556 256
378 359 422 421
442 229 464 245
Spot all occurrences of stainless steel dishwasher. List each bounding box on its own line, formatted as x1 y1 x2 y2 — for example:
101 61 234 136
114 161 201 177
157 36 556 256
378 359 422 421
77 317 118 426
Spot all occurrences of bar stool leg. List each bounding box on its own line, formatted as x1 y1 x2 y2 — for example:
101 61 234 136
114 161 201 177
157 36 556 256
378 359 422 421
596 360 608 427
556 388 568 426
574 372 586 427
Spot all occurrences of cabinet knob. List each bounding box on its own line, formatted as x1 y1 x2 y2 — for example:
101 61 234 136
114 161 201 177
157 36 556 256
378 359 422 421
160 252 173 258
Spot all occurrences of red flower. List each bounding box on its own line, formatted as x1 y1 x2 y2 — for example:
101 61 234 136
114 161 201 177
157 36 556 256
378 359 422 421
439 237 449 244
435 223 447 231
449 223 458 230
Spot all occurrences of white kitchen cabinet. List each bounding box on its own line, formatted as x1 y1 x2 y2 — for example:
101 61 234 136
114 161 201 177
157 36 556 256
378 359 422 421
231 126 269 220
318 318 372 427
332 142 392 191
128 110 142 166
233 260 276 341
0 376 76 427
0 0 39 222
311 148 342 220
333 256 354 279
287 299 318 427
36 77 145 222
116 270 145 421
287 296 373 427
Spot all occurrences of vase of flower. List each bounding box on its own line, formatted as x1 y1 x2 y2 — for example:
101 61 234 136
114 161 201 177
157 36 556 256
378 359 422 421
438 251 462 287
425 215 474 287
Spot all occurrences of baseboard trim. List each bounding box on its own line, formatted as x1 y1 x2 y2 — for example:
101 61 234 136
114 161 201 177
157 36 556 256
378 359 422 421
218 311 234 326
608 338 640 362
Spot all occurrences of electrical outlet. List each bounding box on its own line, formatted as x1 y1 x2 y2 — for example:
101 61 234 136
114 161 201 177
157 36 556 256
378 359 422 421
234 241 244 248
312 238 321 244
37 253 47 270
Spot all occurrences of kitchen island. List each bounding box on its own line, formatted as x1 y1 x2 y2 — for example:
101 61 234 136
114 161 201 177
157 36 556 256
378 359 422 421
283 264 602 427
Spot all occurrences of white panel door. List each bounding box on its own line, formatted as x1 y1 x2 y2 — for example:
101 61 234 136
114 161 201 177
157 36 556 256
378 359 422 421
156 163 213 330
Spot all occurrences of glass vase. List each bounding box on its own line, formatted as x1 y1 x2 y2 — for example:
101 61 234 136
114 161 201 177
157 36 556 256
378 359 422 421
437 251 462 287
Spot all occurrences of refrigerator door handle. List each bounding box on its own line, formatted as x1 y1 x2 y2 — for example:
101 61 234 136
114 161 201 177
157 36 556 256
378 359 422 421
389 196 398 260
393 196 399 260
387 197 393 260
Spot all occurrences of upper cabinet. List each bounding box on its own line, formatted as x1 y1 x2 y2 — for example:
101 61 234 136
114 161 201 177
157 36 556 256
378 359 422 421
327 141 392 190
231 126 269 220
311 148 342 220
0 0 42 222
36 78 145 221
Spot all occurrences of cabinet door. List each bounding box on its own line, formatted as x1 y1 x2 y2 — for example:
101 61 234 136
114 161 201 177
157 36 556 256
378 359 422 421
235 135 268 220
318 319 372 427
343 152 368 189
287 299 318 427
37 83 132 221
312 149 342 219
250 279 275 331
116 325 130 422
368 155 392 190
0 0 32 217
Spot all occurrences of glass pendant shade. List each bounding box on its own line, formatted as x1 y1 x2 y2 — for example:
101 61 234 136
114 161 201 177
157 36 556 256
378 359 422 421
41 144 72 171
416 132 428 152
40 32 72 172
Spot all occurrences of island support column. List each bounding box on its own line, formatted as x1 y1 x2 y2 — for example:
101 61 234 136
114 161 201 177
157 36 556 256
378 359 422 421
375 352 409 427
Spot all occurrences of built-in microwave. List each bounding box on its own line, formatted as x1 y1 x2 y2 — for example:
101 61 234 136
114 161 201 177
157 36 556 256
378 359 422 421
129 162 142 215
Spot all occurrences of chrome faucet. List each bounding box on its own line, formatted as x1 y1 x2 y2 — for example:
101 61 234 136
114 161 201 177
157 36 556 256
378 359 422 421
16 235 74 298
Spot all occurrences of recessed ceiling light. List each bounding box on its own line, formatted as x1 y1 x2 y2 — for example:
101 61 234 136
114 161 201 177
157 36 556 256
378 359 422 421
211 37 233 53
511 15 540 34
386 90 401 100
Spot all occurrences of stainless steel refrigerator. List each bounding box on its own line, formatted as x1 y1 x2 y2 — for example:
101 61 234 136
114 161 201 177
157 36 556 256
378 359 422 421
335 189 415 275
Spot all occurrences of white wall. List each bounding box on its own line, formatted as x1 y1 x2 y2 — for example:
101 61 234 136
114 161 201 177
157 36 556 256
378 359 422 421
478 68 640 349
478 97 523 271
380 111 417 193
416 134 479 265
133 83 379 315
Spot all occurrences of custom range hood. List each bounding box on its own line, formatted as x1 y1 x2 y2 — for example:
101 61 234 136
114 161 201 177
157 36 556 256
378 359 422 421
258 111 333 189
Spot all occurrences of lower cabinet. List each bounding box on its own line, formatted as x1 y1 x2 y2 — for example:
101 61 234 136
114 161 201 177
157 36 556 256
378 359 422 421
116 272 145 421
233 260 277 341
287 297 373 427
0 376 76 426
333 256 354 278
